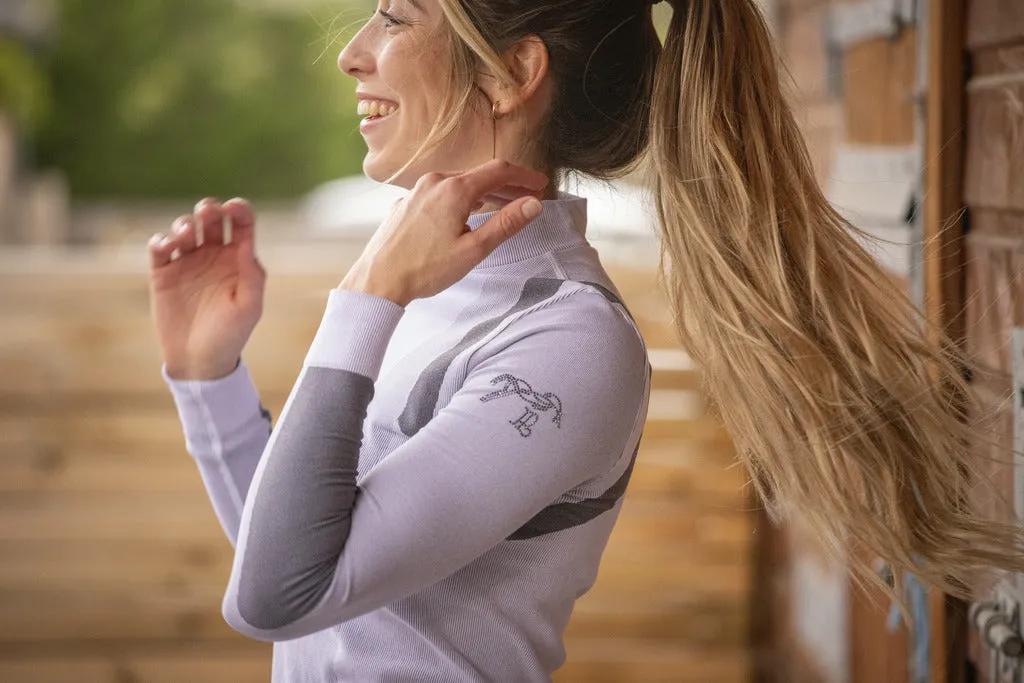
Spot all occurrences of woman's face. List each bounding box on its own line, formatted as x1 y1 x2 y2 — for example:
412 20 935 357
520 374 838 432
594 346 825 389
338 0 492 188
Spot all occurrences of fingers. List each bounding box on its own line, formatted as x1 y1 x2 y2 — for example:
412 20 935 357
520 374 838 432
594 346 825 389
457 159 549 206
148 197 254 271
193 198 233 246
464 195 543 258
469 186 545 213
223 197 255 250
149 231 177 269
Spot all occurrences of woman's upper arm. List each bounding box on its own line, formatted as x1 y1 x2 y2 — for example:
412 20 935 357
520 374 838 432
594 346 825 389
222 290 650 641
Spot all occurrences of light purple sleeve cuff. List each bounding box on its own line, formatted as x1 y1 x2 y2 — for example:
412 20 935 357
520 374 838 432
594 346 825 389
304 288 406 381
162 359 265 452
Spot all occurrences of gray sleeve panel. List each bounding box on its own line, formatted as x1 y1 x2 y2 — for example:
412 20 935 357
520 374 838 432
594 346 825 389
236 367 374 630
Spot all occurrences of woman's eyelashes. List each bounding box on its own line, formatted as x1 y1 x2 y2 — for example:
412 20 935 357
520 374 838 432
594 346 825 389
378 10 404 28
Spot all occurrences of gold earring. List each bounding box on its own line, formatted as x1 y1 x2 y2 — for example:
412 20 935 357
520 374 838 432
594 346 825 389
492 101 501 160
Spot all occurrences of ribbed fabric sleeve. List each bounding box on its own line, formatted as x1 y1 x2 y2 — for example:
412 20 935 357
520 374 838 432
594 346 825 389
162 360 271 546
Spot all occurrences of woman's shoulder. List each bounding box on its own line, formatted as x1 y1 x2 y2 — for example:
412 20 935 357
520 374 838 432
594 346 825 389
487 277 650 379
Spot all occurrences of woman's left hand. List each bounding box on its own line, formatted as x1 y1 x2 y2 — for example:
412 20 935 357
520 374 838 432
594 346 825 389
339 159 549 307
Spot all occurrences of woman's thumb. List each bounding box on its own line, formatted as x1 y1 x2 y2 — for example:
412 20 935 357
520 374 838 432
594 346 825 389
471 197 543 256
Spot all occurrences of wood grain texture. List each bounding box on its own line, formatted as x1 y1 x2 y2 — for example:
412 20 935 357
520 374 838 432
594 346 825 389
959 0 1024 678
966 0 1024 51
843 31 918 146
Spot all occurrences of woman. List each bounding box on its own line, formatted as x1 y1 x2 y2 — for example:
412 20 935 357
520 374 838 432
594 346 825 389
148 0 1024 680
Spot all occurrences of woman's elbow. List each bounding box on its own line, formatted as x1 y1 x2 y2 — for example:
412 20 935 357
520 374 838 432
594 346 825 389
220 575 353 642
221 588 288 642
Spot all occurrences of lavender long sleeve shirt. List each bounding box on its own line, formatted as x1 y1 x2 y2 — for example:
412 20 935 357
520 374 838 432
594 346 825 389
163 191 652 682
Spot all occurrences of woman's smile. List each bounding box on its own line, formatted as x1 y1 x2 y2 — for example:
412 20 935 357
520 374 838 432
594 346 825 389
359 108 399 134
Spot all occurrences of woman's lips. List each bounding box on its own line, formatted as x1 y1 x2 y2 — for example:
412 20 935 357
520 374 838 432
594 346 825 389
359 110 397 134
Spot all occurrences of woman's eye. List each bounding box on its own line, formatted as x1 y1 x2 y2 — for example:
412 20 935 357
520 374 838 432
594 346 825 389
378 10 403 28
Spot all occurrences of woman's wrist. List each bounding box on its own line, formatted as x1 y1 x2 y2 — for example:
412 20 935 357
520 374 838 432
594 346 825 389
339 264 409 308
164 356 241 382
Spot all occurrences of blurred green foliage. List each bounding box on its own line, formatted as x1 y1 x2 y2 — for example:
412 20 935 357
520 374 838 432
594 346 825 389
36 0 374 199
0 38 51 134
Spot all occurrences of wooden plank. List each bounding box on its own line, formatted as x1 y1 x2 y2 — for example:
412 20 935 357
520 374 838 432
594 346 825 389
926 1 968 682
0 436 203 494
629 453 747 504
0 493 225 542
595 543 752 598
641 418 733 441
849 551 910 683
0 310 314 400
0 539 232 591
610 501 751 548
843 31 918 146
0 659 117 683
119 653 272 683
565 595 749 646
0 588 239 643
966 0 1024 51
961 239 1014 393
797 101 846 187
962 61 1024 212
780 2 832 103
556 639 749 683
0 651 274 683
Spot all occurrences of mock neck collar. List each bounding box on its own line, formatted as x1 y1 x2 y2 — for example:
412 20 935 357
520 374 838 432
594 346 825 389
466 190 589 269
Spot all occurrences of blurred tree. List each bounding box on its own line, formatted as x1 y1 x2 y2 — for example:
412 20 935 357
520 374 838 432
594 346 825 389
0 37 51 135
36 0 373 199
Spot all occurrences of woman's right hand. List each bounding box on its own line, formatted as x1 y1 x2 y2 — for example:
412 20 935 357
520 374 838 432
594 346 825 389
148 197 266 381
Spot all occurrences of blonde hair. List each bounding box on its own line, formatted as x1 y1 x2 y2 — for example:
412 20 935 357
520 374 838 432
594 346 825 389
374 0 1024 609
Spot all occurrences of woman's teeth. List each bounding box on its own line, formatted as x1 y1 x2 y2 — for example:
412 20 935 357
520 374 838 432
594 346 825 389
358 100 399 118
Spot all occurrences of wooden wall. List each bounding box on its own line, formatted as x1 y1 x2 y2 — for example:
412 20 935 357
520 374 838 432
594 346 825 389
0 242 753 682
762 1 931 682
960 0 1024 680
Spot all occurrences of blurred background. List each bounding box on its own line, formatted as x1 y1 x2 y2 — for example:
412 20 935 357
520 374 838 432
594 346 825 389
1 0 1023 682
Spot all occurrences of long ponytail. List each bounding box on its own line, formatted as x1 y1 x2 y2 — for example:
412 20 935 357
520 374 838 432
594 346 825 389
647 0 1024 606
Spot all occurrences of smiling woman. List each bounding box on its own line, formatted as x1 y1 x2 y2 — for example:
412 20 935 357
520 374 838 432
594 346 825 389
336 0 561 215
147 0 1024 681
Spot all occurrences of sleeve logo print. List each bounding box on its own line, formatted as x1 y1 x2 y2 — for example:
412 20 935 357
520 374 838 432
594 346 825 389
480 373 563 438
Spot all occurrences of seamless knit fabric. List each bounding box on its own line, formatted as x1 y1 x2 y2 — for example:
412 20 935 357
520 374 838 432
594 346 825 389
163 190 652 682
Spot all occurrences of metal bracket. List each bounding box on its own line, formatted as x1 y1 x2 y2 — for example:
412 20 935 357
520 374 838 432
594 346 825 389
971 587 1024 683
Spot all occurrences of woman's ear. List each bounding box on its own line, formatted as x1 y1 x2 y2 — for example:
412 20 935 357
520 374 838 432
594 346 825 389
475 35 550 117
503 35 550 108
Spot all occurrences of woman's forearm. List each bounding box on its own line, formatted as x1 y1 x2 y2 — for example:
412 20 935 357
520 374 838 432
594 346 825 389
163 360 273 547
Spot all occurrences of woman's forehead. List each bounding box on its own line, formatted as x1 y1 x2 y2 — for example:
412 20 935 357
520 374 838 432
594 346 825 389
394 0 428 14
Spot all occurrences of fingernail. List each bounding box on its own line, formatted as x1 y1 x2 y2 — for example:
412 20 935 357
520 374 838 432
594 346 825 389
195 215 205 247
172 218 188 234
521 198 542 220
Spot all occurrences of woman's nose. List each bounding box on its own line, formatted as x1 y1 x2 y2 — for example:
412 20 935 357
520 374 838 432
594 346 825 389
338 28 373 76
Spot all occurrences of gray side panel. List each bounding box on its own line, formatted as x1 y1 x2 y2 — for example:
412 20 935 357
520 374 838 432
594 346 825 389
507 437 642 540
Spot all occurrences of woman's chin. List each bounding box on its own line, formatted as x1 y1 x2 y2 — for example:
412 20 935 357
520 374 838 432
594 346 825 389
362 155 390 183
363 156 415 188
